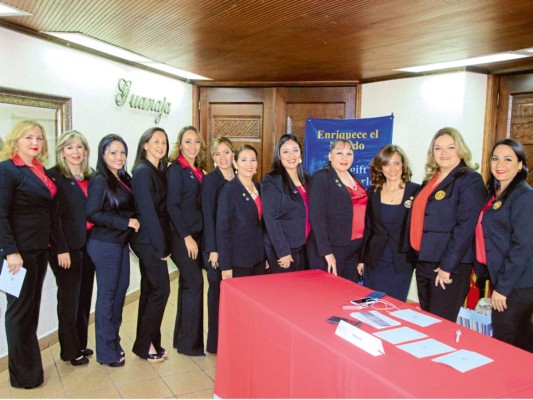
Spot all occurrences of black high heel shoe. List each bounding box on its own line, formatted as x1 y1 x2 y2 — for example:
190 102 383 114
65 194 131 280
70 356 89 366
81 348 94 357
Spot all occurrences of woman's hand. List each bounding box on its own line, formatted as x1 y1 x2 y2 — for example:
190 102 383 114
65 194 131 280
277 254 294 269
434 267 453 289
325 253 337 276
6 253 23 275
128 218 140 232
222 269 233 280
208 252 219 269
184 235 199 259
356 262 364 276
57 252 71 269
491 290 508 312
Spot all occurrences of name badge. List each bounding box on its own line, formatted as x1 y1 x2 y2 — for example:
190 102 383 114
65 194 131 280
404 196 414 208
434 190 446 200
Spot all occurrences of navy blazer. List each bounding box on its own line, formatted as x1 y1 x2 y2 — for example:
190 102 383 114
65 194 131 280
85 174 135 245
309 167 364 257
261 172 307 258
0 159 54 256
48 166 92 254
201 168 229 253
166 161 203 238
216 178 265 270
361 181 420 272
131 160 170 258
481 181 533 296
416 162 486 273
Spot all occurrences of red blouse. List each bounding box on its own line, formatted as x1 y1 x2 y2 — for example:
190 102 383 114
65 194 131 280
254 194 263 220
346 184 367 240
12 154 57 197
410 173 440 251
178 154 204 183
75 179 95 231
296 185 311 242
475 196 496 265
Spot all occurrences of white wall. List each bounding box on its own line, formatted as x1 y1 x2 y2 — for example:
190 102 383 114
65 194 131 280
361 71 488 184
0 26 193 357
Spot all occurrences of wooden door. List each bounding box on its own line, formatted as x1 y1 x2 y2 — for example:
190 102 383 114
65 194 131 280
494 72 533 186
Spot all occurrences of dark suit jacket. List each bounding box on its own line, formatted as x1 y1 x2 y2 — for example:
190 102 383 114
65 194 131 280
166 161 203 238
201 168 229 253
416 162 486 273
481 181 533 296
361 181 420 272
131 160 170 258
261 172 307 258
85 174 135 245
47 166 92 254
0 159 54 256
216 178 265 270
309 167 364 257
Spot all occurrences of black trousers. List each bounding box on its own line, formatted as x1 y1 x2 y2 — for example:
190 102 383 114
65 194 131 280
202 252 222 354
232 262 266 278
4 249 47 388
49 247 95 361
492 286 533 352
265 244 307 274
416 261 472 322
307 235 362 283
131 242 170 358
170 232 204 356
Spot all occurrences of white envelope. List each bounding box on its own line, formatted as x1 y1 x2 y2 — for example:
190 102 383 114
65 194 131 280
0 260 26 298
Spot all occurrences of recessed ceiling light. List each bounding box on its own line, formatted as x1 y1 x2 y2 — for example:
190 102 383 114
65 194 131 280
395 52 530 73
42 32 211 81
0 2 31 16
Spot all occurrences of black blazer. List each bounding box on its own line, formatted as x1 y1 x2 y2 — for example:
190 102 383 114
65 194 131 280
0 159 54 256
416 162 486 273
481 181 533 296
261 172 307 258
48 166 92 254
85 174 135 245
131 160 170 258
309 167 365 257
166 161 203 238
361 182 420 272
201 168 229 253
216 178 265 270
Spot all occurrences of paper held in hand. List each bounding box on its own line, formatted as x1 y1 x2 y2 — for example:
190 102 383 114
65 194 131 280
0 259 26 298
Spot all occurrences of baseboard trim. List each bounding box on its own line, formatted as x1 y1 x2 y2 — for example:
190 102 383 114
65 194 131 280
0 269 180 373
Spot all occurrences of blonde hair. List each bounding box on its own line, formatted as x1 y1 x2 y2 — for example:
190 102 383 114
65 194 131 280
210 136 235 157
56 130 93 179
168 125 206 168
0 120 48 162
424 127 478 181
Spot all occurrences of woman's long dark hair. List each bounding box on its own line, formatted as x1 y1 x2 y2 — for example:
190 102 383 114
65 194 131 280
96 134 131 208
488 138 529 200
133 127 169 172
270 134 309 198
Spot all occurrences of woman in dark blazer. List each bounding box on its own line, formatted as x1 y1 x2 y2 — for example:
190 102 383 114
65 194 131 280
201 136 235 354
48 130 95 366
476 138 533 352
86 134 139 367
357 145 420 301
217 144 265 279
0 120 56 389
131 127 171 362
410 127 486 322
167 125 206 356
262 134 310 273
308 139 368 282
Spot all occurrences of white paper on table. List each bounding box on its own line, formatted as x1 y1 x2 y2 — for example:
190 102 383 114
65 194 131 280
373 326 428 344
432 349 494 373
350 310 401 329
335 320 385 356
397 338 456 358
389 309 441 327
0 260 26 298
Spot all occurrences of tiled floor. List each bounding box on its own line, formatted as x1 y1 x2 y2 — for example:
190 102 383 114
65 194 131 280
0 272 216 399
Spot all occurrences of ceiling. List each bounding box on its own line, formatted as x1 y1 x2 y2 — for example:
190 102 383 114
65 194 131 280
2 0 533 84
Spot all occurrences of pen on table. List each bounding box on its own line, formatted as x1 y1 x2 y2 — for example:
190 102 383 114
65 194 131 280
456 329 461 343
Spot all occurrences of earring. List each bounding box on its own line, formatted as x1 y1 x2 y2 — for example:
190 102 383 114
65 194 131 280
298 159 302 164
213 162 217 168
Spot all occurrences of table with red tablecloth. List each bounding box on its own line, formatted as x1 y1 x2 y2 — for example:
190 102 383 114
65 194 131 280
214 270 533 398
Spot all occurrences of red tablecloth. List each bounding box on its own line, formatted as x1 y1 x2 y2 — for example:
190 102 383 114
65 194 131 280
214 270 533 398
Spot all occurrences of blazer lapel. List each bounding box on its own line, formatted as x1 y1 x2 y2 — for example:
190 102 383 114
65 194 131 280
20 166 49 194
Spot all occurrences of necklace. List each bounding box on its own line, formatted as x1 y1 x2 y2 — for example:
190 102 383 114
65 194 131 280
73 173 84 181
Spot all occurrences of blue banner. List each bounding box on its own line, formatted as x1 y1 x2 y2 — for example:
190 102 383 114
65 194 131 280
304 115 394 188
